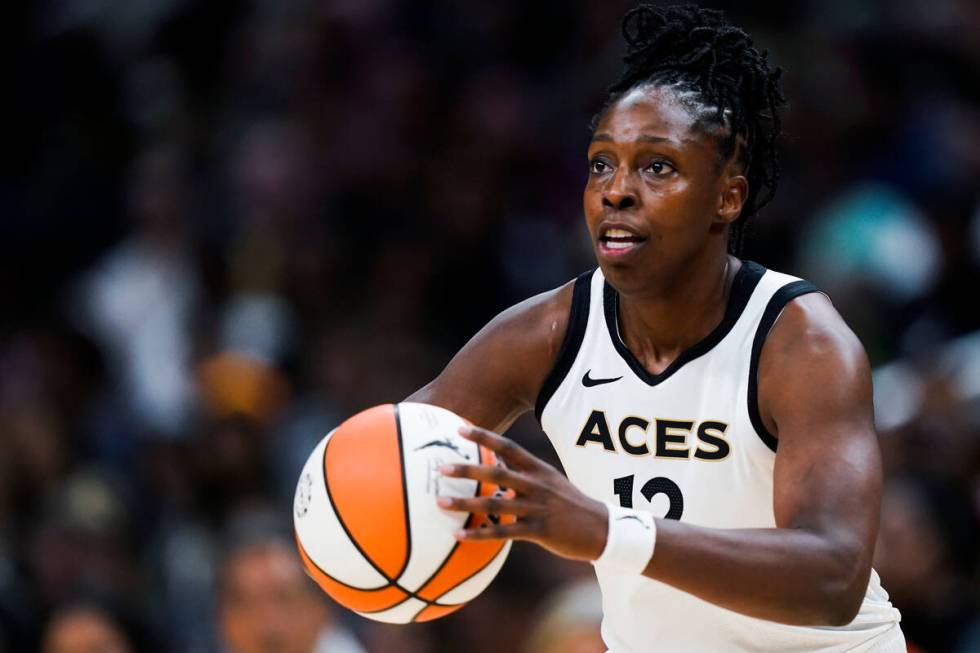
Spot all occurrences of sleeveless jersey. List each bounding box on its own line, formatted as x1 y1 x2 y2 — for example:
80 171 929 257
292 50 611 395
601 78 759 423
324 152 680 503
536 261 902 653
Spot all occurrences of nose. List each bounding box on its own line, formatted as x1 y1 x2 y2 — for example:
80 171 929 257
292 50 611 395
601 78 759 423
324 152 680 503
602 168 638 210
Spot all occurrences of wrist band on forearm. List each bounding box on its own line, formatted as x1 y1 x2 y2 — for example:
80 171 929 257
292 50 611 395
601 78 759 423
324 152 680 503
592 502 657 574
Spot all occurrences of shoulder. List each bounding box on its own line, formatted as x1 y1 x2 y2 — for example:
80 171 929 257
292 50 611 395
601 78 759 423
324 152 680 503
757 289 873 439
763 292 868 378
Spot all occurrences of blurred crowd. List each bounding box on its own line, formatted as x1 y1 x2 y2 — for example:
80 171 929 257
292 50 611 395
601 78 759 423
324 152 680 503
0 0 978 651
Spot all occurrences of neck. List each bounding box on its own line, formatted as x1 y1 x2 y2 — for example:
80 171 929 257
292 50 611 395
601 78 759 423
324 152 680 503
617 253 739 375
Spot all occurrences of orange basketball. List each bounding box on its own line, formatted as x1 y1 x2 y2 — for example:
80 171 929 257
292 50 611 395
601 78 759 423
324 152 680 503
293 402 514 623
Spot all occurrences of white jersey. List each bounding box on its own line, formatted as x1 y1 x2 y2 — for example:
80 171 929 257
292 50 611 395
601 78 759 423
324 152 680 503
536 261 903 653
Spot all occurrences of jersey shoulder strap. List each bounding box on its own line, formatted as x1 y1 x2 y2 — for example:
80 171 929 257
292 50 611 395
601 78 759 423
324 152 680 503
746 275 821 451
534 269 594 422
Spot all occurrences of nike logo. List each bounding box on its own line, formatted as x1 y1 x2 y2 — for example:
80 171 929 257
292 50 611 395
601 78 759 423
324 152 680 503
616 514 651 530
582 370 623 387
415 438 471 460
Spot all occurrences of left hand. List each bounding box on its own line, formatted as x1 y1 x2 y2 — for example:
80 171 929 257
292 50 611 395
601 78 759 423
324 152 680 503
437 425 609 561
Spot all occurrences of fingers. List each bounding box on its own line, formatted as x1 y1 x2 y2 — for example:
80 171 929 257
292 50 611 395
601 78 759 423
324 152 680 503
437 495 539 517
439 462 536 494
455 521 536 542
458 425 540 471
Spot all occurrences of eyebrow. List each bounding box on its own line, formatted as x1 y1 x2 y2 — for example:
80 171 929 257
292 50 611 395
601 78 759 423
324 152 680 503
590 133 675 144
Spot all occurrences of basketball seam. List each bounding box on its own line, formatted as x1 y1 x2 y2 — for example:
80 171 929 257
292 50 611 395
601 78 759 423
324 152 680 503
322 426 397 584
429 539 510 607
320 416 425 609
418 444 509 612
407 443 478 602
393 404 413 580
409 439 489 611
295 529 389 591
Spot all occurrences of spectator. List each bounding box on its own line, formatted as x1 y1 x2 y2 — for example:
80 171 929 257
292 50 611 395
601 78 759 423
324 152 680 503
42 604 134 653
216 517 365 653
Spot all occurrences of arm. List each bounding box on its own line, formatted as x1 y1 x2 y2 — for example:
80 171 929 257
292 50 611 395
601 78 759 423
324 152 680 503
440 293 882 626
406 280 575 433
644 293 880 625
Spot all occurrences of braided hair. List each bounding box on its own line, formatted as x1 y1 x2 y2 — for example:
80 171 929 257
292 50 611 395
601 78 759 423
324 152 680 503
593 4 786 254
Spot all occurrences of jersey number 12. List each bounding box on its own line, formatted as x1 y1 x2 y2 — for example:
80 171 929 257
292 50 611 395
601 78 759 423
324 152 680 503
613 474 683 520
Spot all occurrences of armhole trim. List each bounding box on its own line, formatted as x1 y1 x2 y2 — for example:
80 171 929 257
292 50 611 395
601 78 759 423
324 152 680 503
534 270 594 423
747 280 820 453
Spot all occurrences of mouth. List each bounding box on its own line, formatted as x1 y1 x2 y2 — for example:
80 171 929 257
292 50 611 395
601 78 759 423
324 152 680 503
598 226 647 257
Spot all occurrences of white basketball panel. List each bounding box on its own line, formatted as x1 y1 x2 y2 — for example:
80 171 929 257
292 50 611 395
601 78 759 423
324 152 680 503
294 431 388 589
355 596 427 624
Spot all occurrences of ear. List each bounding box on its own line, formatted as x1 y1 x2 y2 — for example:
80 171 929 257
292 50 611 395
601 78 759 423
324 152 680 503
716 173 747 225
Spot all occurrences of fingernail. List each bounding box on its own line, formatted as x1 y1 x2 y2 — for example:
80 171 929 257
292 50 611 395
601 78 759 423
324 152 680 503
436 496 452 508
438 464 455 474
454 530 468 540
458 425 472 436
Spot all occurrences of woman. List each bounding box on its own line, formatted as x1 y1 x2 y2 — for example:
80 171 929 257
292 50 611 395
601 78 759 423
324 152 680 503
409 5 905 651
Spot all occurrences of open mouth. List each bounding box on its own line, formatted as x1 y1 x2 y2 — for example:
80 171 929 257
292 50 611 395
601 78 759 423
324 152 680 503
598 227 647 253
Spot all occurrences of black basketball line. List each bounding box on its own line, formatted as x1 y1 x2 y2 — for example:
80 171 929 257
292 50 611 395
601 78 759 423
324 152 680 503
321 428 396 583
392 404 413 581
421 438 511 611
313 408 459 615
403 428 484 610
428 539 510 608
295 528 388 592
410 602 430 622
319 418 421 606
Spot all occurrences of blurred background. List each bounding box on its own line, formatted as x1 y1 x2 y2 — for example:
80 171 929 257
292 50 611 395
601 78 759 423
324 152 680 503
0 0 978 651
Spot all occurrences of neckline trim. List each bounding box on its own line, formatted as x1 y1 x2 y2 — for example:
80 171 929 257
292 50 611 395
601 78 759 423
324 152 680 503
603 260 766 387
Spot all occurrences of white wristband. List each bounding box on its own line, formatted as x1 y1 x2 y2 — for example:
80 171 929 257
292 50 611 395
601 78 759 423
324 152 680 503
592 502 657 575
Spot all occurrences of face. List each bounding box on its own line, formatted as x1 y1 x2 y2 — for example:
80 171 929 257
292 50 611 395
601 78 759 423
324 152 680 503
219 543 330 653
43 608 132 653
584 85 746 296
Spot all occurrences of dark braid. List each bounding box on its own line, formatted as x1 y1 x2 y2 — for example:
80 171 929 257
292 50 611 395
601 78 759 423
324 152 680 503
593 4 786 255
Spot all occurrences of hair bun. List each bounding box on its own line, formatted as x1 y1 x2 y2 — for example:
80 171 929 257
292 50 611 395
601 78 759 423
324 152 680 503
622 5 726 54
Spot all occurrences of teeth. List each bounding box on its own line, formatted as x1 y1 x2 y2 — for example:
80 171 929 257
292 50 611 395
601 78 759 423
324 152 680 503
605 240 634 250
604 228 635 239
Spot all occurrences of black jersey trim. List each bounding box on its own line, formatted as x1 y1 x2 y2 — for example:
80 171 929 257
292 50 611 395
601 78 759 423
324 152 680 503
534 270 594 423
603 260 766 387
747 280 821 453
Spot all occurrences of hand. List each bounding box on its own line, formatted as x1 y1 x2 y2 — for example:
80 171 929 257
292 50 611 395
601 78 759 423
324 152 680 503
437 425 609 561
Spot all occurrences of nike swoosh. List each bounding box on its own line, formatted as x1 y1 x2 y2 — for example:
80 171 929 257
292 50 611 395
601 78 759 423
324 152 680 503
582 370 623 387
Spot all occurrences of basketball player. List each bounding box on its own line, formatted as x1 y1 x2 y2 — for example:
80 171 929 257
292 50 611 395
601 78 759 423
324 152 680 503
410 6 905 653
410 5 905 651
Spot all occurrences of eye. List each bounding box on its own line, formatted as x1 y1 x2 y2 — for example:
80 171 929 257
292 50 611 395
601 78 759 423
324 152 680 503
589 158 610 175
644 160 676 176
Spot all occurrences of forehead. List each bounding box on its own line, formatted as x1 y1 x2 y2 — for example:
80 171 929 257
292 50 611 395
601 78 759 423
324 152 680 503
592 85 713 149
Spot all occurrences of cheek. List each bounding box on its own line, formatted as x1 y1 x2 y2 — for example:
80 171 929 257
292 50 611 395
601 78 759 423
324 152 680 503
642 180 715 229
582 187 602 227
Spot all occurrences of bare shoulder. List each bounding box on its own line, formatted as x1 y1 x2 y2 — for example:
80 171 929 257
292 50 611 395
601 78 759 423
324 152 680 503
758 292 873 438
407 276 579 432
764 293 869 377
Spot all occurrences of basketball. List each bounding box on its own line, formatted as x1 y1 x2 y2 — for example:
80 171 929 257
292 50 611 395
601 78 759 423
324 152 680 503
293 402 513 623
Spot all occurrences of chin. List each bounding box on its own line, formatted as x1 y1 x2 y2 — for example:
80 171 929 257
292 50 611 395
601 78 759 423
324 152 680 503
596 259 648 296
